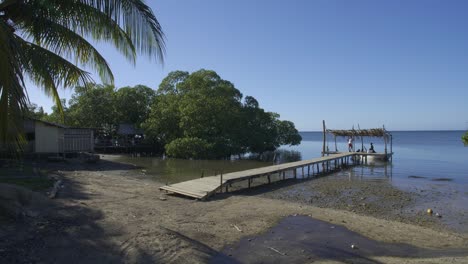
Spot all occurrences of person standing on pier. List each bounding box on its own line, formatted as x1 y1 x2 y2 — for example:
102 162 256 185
369 143 375 153
348 137 354 152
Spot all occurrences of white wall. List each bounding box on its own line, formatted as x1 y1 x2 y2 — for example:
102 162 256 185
35 122 63 153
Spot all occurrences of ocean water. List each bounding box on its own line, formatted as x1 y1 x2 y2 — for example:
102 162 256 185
288 131 468 185
116 131 468 187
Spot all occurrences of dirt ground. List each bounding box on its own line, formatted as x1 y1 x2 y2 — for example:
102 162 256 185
1 157 467 263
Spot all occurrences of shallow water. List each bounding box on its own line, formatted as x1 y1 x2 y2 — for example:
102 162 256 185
111 156 270 184
211 215 467 264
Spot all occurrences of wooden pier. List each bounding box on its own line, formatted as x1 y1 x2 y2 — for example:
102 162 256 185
159 152 391 200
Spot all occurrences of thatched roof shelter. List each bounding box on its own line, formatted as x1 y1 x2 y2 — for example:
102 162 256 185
326 128 391 138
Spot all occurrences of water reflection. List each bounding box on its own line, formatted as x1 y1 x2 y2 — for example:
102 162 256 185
113 156 271 184
112 149 303 185
341 161 393 182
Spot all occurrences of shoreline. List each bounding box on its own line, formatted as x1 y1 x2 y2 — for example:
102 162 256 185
1 157 467 263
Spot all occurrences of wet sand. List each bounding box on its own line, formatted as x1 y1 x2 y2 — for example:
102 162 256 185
1 156 467 263
213 215 467 263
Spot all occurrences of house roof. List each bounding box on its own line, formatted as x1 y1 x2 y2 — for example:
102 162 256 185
28 118 69 128
117 123 144 135
26 118 94 130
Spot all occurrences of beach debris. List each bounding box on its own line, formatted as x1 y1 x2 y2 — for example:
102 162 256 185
351 244 358 249
427 208 433 215
159 197 167 201
49 179 63 199
141 169 147 173
232 224 242 232
268 246 286 256
436 213 442 218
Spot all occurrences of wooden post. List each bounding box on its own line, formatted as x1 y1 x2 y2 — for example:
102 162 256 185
384 125 388 155
220 172 223 193
248 178 251 188
293 169 297 179
334 135 337 152
267 174 271 184
390 134 393 161
322 120 326 157
307 165 310 177
282 171 286 180
302 167 305 178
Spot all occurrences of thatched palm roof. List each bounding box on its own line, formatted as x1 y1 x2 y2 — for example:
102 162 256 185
326 128 390 138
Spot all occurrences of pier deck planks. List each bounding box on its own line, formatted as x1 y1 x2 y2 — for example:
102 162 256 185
159 153 364 199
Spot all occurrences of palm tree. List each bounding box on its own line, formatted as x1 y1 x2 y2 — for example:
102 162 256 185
0 0 165 150
463 131 468 146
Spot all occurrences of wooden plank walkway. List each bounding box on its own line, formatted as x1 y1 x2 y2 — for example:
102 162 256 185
160 153 360 200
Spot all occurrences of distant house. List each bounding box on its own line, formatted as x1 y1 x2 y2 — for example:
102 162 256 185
23 119 94 155
116 123 144 146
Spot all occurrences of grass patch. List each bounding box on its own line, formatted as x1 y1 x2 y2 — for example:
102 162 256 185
0 177 54 191
0 162 54 191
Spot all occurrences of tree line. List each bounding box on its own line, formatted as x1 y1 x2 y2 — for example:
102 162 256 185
29 70 302 159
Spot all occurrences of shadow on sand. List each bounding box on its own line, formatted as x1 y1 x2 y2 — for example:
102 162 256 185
0 160 231 263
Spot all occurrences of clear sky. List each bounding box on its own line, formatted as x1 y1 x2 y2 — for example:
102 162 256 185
27 0 468 131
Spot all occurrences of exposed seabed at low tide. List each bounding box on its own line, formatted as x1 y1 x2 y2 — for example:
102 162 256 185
212 215 467 264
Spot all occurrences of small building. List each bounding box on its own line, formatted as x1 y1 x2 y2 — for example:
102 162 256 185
24 119 94 155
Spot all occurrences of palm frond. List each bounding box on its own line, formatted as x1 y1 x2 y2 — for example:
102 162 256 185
0 19 28 148
17 36 94 98
80 0 166 62
20 17 114 84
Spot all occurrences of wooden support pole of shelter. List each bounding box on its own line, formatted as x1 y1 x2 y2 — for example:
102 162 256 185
302 167 305 178
293 169 297 179
307 165 310 177
390 135 393 161
282 171 286 180
322 120 326 157
219 172 223 193
334 135 337 152
267 174 271 184
384 125 388 155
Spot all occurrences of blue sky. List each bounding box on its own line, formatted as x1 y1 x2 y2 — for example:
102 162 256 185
27 0 468 131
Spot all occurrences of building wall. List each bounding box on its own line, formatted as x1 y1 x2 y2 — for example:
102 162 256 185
35 122 63 153
64 129 94 152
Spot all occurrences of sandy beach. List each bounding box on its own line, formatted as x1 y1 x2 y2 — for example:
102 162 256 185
1 156 467 263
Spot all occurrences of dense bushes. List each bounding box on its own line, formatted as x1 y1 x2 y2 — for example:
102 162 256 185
165 137 212 159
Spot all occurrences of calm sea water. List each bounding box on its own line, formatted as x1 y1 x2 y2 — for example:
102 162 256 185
115 130 468 186
291 131 468 185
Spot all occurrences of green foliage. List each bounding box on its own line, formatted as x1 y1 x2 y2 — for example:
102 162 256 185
144 69 302 159
26 104 48 120
165 137 212 159
67 84 117 133
50 84 156 134
0 0 165 149
462 131 468 146
114 85 155 128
